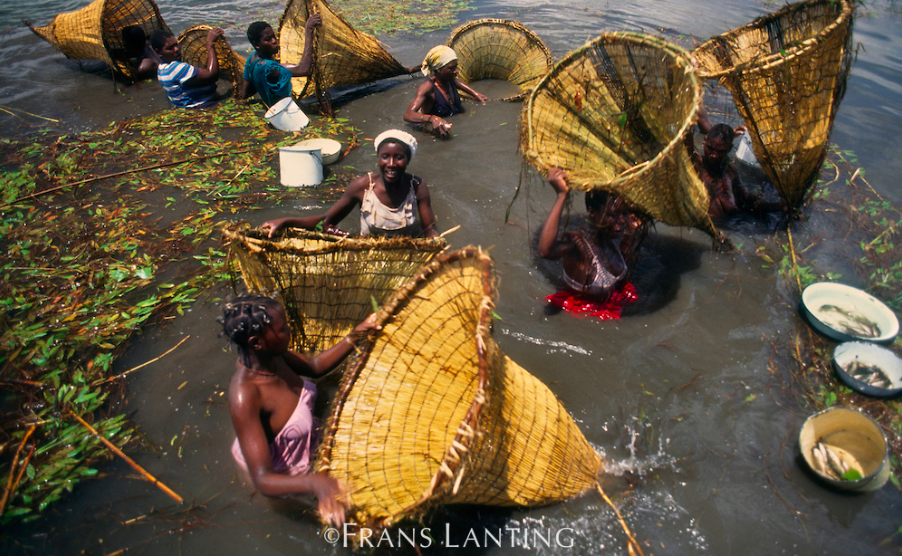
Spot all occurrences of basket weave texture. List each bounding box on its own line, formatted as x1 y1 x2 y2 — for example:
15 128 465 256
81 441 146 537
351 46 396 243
521 33 713 236
278 0 409 103
317 248 601 528
178 25 247 95
222 223 447 354
26 0 170 81
693 0 854 210
447 19 553 101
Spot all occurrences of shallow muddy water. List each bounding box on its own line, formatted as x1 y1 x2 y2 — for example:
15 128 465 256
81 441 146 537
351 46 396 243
2 0 902 555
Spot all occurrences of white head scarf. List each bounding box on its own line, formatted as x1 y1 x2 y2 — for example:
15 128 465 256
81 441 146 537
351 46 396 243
374 129 418 161
420 45 457 77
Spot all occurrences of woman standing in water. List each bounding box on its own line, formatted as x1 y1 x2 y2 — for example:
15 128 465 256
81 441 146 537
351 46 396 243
538 168 648 317
262 129 439 238
222 295 379 526
403 45 487 137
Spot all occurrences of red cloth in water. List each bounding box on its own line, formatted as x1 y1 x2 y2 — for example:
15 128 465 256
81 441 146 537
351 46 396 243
546 282 637 321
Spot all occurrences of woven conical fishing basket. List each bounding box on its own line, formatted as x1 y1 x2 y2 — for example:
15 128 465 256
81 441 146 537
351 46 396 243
178 25 247 96
278 0 409 109
26 0 170 81
221 223 447 354
693 0 854 211
316 248 602 528
521 33 714 236
447 18 553 101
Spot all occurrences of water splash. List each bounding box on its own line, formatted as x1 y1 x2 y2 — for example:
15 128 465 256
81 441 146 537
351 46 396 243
598 417 679 478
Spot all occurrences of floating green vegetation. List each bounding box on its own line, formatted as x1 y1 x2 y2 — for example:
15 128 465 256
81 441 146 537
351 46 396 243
335 0 474 36
756 145 902 506
0 99 360 524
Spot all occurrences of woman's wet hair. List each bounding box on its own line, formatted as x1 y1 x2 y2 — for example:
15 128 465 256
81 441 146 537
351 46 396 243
706 123 735 149
377 138 412 160
219 295 280 364
150 30 174 53
122 26 147 51
585 188 613 214
246 22 272 47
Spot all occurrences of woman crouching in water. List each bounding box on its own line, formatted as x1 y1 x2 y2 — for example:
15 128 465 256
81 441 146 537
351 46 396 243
220 295 379 525
262 129 438 238
538 168 647 306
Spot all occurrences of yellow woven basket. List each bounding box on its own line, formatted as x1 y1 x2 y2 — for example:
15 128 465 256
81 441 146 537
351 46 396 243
221 223 447 354
278 0 410 114
316 248 602 528
177 25 247 96
447 18 553 101
26 0 170 81
521 32 712 236
693 0 855 211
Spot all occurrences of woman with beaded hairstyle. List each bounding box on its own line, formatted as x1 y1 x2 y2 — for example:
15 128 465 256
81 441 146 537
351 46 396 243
220 295 379 526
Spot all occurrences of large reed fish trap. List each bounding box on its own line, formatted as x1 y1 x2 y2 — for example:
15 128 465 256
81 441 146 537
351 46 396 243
521 33 714 236
221 223 447 354
26 0 170 81
177 25 246 96
279 0 410 113
316 248 602 528
447 19 553 101
693 0 855 212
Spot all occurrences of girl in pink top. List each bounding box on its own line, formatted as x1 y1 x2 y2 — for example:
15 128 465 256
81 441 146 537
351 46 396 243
220 295 379 526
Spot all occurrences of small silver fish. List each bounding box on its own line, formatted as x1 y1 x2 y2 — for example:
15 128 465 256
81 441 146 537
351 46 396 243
823 442 847 479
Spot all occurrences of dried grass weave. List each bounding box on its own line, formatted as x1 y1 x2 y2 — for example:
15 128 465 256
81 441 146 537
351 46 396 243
221 223 447 354
178 25 247 96
26 0 170 81
317 248 602 528
693 0 854 211
279 0 409 106
447 19 553 101
521 33 714 236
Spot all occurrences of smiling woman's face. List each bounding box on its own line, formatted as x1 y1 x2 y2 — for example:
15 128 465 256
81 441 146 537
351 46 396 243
377 142 410 184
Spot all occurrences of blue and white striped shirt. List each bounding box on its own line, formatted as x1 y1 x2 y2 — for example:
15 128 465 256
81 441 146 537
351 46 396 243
157 61 218 108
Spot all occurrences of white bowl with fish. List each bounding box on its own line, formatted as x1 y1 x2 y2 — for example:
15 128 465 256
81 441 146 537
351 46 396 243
799 407 890 492
800 282 899 344
833 341 902 398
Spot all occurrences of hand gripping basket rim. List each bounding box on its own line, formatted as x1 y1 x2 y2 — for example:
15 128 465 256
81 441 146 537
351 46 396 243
522 32 714 236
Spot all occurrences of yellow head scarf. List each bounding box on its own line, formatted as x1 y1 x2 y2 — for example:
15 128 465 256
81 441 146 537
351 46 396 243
421 45 457 77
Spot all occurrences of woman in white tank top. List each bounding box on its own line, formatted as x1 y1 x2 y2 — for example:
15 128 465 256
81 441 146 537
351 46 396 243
261 129 438 239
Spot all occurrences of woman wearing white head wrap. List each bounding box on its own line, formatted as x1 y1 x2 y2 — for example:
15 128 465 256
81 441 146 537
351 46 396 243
261 129 438 238
403 45 488 138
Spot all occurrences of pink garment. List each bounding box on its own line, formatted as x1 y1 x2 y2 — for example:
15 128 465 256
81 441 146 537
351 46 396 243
232 378 321 476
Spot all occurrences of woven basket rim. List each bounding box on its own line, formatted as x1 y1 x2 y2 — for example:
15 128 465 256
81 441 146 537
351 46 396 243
317 247 495 523
524 31 702 192
447 17 553 101
221 223 449 256
448 17 553 62
695 0 854 80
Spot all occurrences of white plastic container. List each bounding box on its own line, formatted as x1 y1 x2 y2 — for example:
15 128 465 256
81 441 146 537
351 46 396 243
279 144 323 187
291 138 342 165
264 97 309 131
734 130 759 166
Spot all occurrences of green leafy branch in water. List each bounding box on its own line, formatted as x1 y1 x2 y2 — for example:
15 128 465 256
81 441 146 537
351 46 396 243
0 100 361 524
332 0 474 36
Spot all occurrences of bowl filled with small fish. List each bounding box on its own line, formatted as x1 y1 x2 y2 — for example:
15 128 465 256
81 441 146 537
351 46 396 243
799 407 890 492
833 341 902 399
800 282 899 344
